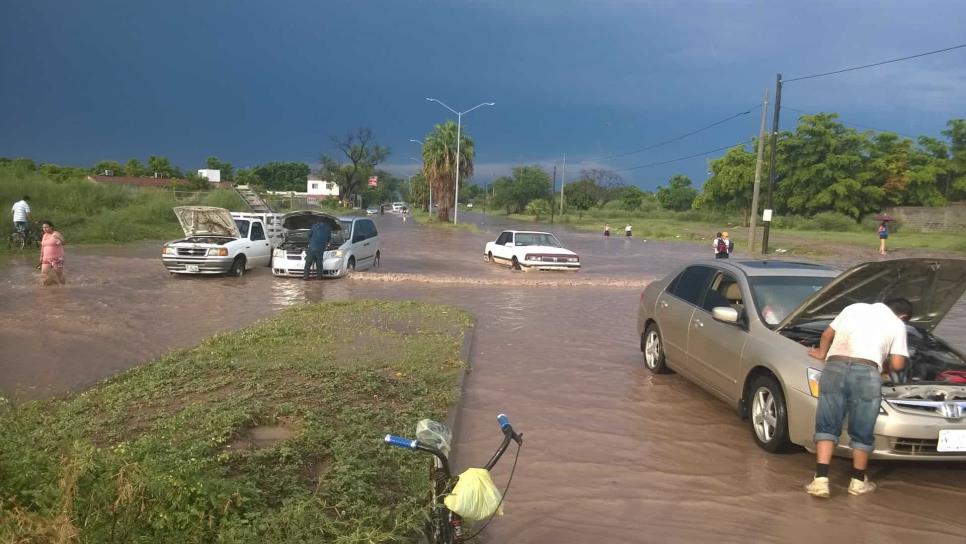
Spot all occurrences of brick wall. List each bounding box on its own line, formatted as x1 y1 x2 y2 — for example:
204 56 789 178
884 203 966 232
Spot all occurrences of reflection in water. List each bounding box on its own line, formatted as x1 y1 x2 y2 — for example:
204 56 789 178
1 217 965 543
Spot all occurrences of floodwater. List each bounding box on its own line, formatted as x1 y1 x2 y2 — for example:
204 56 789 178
2 213 965 543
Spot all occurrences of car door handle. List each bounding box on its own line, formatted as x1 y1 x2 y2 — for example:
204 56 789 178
364 242 369 246
659 300 669 308
693 318 704 328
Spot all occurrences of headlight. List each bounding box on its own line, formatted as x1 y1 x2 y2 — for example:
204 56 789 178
273 248 284 257
525 254 539 261
208 248 228 256
807 367 822 398
162 246 176 255
568 257 579 263
334 250 344 258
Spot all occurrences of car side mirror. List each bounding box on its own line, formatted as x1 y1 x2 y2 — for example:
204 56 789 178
712 307 739 324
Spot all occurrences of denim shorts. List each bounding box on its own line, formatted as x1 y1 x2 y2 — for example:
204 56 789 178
814 360 882 453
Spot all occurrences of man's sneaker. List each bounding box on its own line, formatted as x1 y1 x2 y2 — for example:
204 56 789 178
805 476 830 498
848 477 877 496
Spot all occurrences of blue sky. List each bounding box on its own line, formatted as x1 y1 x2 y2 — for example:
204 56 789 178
2 0 964 190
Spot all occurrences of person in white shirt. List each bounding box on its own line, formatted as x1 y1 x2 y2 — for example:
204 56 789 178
624 224 632 237
11 196 31 232
804 298 911 498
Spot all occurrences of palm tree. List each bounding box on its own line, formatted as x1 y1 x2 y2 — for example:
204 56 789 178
421 120 475 222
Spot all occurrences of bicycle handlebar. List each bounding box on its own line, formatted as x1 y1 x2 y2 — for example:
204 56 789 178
384 434 418 450
497 413 510 430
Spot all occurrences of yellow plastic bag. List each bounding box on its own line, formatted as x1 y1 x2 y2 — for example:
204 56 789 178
443 468 504 522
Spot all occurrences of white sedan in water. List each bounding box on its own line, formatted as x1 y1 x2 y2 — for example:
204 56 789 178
483 230 580 271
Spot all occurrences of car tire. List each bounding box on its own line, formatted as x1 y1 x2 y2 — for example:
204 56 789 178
374 251 381 268
228 256 246 278
748 375 793 453
642 323 672 374
511 256 521 271
346 257 356 275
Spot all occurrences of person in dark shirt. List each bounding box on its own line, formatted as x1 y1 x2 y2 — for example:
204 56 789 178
304 222 331 280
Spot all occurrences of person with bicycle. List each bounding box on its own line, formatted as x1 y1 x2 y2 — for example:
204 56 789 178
38 220 66 286
11 195 30 233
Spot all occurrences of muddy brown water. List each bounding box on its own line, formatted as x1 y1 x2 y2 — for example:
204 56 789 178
2 213 965 543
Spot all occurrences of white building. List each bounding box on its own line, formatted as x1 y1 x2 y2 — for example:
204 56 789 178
307 176 339 198
197 169 221 183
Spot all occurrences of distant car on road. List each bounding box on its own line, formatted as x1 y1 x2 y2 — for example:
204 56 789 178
483 230 580 271
466 202 474 209
366 207 378 215
636 258 966 460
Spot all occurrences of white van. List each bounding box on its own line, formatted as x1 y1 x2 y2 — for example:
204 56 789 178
272 214 381 278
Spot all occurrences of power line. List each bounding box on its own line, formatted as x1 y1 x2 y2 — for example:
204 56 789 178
579 106 758 163
783 107 919 139
784 43 966 83
616 139 752 172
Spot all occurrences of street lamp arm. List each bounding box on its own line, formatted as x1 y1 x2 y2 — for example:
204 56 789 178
426 97 459 116
462 102 496 115
409 139 423 144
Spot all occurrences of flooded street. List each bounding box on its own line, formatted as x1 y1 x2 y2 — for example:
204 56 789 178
2 213 965 543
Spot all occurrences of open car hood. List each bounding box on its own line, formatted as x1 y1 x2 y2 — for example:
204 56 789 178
281 211 342 232
778 258 966 332
173 206 239 238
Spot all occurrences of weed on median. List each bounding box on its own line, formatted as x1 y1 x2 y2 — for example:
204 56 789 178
0 300 472 543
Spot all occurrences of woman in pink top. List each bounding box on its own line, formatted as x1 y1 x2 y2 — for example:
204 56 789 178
38 220 66 285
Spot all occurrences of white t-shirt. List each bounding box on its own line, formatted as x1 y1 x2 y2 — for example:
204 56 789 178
12 200 30 222
826 302 909 370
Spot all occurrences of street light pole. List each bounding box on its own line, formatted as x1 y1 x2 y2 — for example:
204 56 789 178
426 98 495 224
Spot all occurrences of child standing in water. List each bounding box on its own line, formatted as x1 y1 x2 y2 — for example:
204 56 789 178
604 224 611 237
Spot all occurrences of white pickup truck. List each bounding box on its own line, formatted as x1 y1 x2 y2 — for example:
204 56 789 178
161 206 273 277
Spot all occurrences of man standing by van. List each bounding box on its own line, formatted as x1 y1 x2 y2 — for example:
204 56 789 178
303 221 331 280
804 298 911 497
11 195 30 232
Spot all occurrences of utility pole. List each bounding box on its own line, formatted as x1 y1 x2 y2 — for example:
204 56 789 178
559 153 567 215
761 73 783 255
551 165 557 225
749 88 769 255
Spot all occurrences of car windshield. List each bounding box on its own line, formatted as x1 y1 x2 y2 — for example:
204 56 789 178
749 276 832 328
234 219 249 238
514 233 562 247
283 222 345 245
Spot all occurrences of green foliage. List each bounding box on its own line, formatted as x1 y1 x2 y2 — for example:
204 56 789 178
619 186 645 210
656 174 698 211
0 300 472 543
490 165 550 214
205 156 234 181
564 178 599 213
147 155 183 179
252 162 312 192
421 121 473 222
524 198 552 220
408 172 429 211
124 158 146 177
693 143 758 223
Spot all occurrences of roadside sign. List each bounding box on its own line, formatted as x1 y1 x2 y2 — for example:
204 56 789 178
762 209 773 222
368 176 378 187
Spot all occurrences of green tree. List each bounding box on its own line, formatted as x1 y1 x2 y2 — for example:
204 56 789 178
775 113 876 220
564 178 600 215
490 166 551 214
619 186 645 210
147 156 181 178
524 198 552 220
422 121 474 221
124 158 145 177
408 172 429 211
93 160 123 176
252 162 311 191
656 174 698 211
322 128 390 207
580 168 625 205
693 143 757 223
205 156 234 181
942 119 966 200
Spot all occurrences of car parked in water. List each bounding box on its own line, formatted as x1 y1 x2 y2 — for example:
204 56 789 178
271 212 381 278
483 230 580 271
161 206 272 276
636 258 966 460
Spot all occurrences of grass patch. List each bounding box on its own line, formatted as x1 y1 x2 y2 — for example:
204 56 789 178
0 300 472 543
1 164 246 250
410 210 481 233
504 212 966 255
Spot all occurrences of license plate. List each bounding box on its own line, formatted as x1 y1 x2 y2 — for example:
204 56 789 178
938 429 966 452
185 264 200 273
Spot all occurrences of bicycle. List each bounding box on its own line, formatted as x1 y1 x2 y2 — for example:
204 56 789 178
8 223 41 250
385 413 523 543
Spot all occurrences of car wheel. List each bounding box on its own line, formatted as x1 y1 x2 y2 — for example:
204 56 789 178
511 256 521 271
346 257 356 275
228 256 246 277
642 323 671 374
374 251 381 268
748 375 793 453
